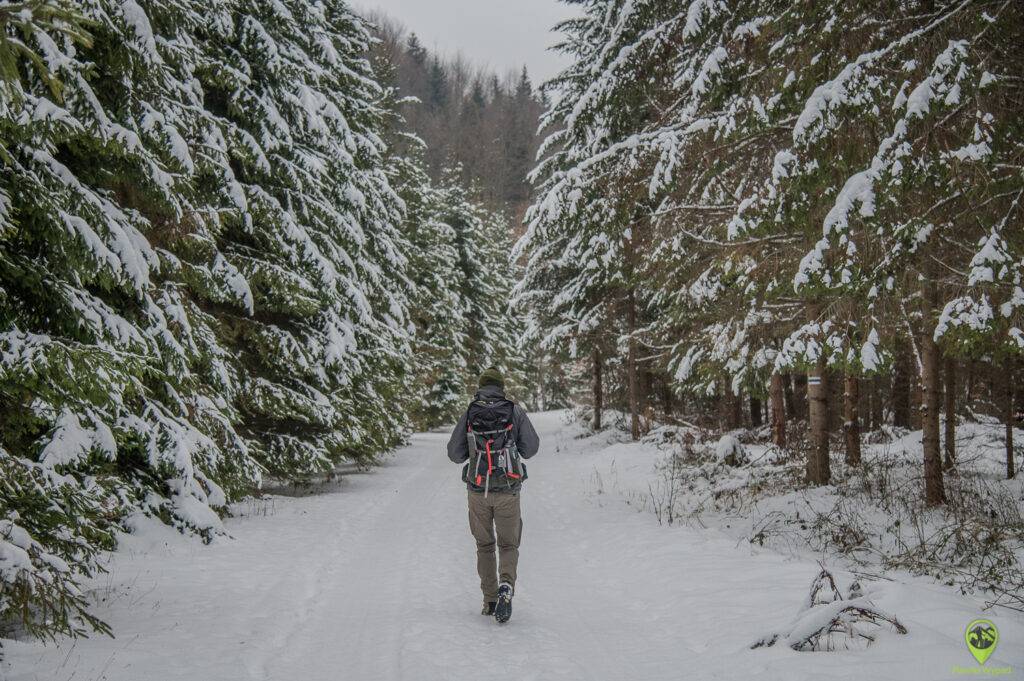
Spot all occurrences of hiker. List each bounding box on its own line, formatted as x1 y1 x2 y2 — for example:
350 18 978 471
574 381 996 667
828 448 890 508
447 367 539 623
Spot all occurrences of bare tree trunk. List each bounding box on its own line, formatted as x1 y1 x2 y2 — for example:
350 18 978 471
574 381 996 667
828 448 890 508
857 377 869 431
661 377 674 418
717 381 729 431
1006 367 1016 480
770 372 787 448
783 373 795 419
750 395 763 428
829 370 844 433
639 368 653 419
892 345 912 428
966 360 976 406
843 374 861 465
624 232 640 440
806 304 830 485
943 356 956 469
720 381 742 430
911 375 923 430
535 355 546 410
807 358 831 485
627 323 639 441
870 375 883 430
793 374 808 420
920 279 945 505
593 346 603 431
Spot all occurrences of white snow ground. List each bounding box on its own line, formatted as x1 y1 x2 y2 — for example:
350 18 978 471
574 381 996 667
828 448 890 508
6 410 1023 680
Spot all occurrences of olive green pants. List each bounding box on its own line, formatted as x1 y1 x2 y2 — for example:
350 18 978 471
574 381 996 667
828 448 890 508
467 491 522 602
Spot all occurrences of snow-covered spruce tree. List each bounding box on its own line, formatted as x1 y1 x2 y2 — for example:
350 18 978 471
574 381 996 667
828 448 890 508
527 0 1022 493
0 0 189 641
195 0 413 477
520 0 683 439
667 1 872 483
129 0 264 506
392 154 468 428
627 2 792 437
371 44 467 429
733 1 1024 495
371 32 525 426
435 167 524 395
78 0 272 527
384 157 524 428
0 0 416 643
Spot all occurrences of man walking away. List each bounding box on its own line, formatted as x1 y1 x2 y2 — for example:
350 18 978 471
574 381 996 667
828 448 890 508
447 367 539 624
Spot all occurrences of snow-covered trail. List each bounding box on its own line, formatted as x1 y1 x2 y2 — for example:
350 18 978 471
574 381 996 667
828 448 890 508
8 411 1023 680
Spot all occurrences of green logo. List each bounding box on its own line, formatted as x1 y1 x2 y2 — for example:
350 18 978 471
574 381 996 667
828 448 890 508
965 619 999 666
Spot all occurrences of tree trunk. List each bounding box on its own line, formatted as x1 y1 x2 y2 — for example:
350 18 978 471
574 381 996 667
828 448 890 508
717 381 730 431
720 381 742 430
770 372 787 448
662 379 674 418
1006 367 1016 480
857 377 870 431
793 374 808 420
911 375 923 430
783 373 796 419
627 327 639 440
843 374 861 465
920 279 945 505
805 304 830 485
535 355 546 410
807 358 831 485
965 360 976 406
892 346 912 428
829 370 844 433
943 356 955 469
870 375 883 430
624 231 640 440
750 396 763 428
639 368 653 419
593 346 603 431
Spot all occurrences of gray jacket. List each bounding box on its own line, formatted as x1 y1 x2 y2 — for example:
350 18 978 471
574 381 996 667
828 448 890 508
447 385 540 491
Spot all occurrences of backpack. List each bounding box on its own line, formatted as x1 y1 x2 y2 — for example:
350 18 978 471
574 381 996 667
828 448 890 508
461 396 527 495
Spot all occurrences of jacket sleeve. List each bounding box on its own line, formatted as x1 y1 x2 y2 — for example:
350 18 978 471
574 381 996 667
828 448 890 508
447 411 470 463
514 406 540 459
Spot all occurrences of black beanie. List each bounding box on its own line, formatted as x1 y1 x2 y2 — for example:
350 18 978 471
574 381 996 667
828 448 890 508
478 366 504 390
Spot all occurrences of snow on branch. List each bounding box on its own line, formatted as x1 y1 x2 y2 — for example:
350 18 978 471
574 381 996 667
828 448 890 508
751 566 907 652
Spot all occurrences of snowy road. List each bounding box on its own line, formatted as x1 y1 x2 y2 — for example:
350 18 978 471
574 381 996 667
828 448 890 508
8 411 1023 680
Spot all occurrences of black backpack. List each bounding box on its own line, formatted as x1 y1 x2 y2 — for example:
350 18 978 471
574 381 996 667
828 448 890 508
462 396 527 494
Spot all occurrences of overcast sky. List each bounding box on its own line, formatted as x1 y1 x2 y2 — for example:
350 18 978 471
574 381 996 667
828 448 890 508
357 0 574 84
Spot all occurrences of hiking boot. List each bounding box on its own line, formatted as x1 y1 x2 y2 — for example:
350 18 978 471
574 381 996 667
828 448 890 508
481 601 496 616
494 582 513 624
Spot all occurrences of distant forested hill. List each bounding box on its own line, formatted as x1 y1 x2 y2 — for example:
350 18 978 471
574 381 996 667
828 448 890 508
366 12 547 227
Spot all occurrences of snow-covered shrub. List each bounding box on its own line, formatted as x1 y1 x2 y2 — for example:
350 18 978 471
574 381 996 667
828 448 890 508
715 433 748 466
638 432 801 525
752 567 907 651
632 418 1024 611
642 423 703 448
802 440 1024 610
730 426 1024 610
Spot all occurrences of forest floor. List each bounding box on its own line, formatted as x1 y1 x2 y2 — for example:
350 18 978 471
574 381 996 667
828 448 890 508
6 411 1023 680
